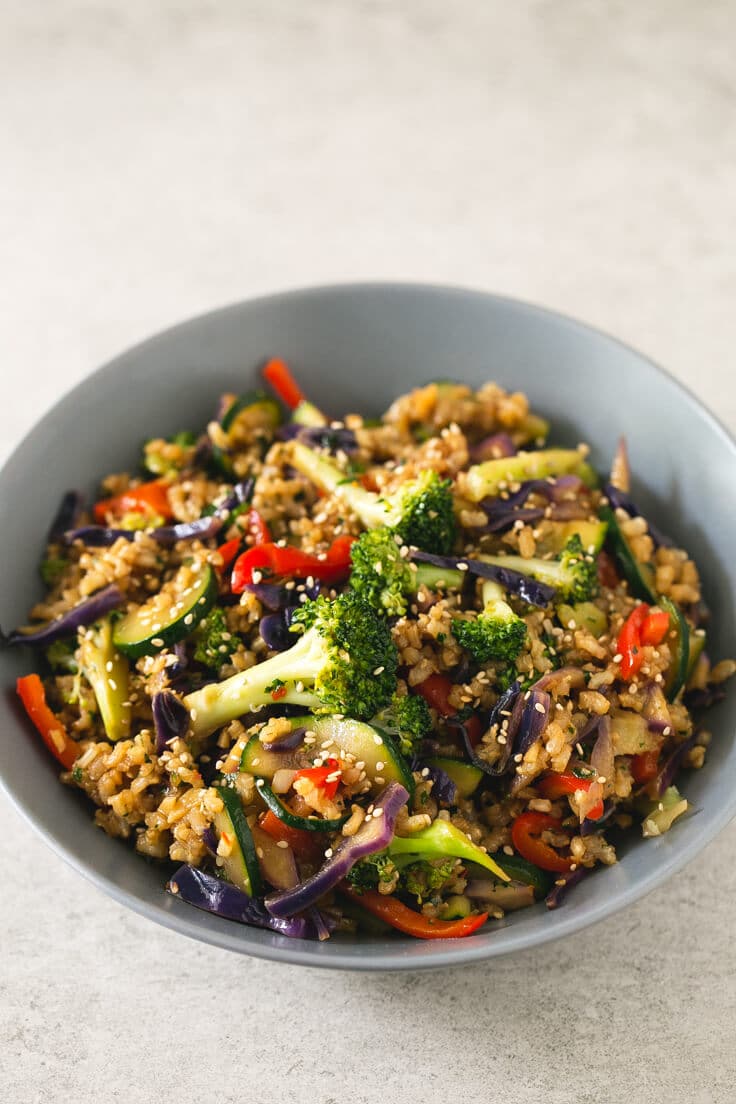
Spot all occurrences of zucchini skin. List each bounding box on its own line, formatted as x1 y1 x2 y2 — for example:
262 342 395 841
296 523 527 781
113 564 218 659
255 779 349 832
599 504 657 602
216 785 263 897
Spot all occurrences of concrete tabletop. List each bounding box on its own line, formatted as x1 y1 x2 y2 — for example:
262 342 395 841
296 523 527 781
2 3 735 1101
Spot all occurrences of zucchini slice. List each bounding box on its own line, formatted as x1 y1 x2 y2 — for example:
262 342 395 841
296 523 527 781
255 779 348 832
487 854 553 898
465 448 598 502
113 563 217 659
79 617 132 742
213 392 282 474
599 504 657 602
241 714 414 795
213 785 262 896
536 518 608 557
660 596 690 701
425 757 483 798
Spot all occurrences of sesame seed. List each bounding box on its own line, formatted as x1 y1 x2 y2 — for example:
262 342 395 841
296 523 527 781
457 562 469 572
597 776 607 784
534 702 546 714
373 735 383 746
503 845 514 856
151 638 164 647
514 753 523 762
373 666 385 675
663 726 671 736
190 709 198 721
373 807 384 818
276 840 289 849
107 678 117 691
612 653 622 663
324 848 333 858
105 661 114 673
375 761 385 771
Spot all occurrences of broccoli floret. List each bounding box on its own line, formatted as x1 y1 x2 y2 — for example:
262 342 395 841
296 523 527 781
40 556 68 587
45 639 79 674
288 440 456 553
453 579 528 663
184 591 398 740
193 607 236 670
345 852 398 893
372 691 432 757
349 528 414 616
350 528 466 617
401 857 458 904
479 535 597 604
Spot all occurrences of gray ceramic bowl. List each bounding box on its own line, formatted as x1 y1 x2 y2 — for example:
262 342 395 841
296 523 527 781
2 283 734 970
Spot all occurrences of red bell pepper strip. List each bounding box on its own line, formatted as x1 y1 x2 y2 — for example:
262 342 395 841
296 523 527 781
293 757 341 800
631 748 661 784
341 886 488 939
258 809 324 863
217 537 243 572
262 358 305 410
639 608 670 646
93 479 174 524
245 508 271 546
415 672 483 747
231 535 356 593
617 604 671 680
16 674 80 769
537 773 604 821
511 812 573 873
616 604 650 679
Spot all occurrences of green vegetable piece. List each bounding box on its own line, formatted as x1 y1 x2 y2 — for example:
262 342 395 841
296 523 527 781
465 448 598 502
255 779 348 832
240 713 414 796
442 894 473 919
556 600 607 637
453 578 527 663
479 534 598 604
45 639 79 674
371 692 432 759
184 591 398 740
113 564 217 660
345 852 398 892
40 556 69 587
660 596 690 702
599 504 657 602
349 527 463 617
425 757 483 798
193 607 237 670
79 617 132 743
489 853 553 897
401 857 459 903
388 818 510 881
289 440 456 554
642 785 689 837
291 399 327 427
214 785 263 896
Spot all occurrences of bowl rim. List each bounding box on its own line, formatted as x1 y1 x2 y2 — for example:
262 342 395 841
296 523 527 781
2 280 735 971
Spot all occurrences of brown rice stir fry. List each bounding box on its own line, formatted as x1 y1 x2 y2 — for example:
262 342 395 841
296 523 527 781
11 363 733 941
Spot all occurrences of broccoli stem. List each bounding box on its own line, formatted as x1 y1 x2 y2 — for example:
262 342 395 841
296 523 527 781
184 627 328 739
290 441 397 529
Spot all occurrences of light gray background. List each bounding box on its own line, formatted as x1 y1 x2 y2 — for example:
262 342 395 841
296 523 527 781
2 3 734 1102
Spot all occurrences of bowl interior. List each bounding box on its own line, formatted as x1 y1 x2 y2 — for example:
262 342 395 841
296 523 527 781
2 283 735 970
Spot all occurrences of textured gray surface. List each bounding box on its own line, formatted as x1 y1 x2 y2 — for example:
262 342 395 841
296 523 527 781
1 1 735 1100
